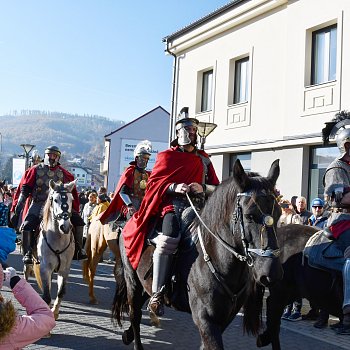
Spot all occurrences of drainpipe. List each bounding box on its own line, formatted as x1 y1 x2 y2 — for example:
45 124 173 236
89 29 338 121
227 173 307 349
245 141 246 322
165 38 178 145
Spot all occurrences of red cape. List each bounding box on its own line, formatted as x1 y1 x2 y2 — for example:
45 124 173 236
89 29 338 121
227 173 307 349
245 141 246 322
100 164 150 224
123 147 210 269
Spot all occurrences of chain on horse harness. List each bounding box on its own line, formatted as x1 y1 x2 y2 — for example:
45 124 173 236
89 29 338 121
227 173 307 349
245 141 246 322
186 190 280 302
42 185 73 271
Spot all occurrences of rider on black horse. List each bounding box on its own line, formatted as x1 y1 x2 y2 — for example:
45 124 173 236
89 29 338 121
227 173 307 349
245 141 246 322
122 107 220 317
322 111 350 335
11 145 88 265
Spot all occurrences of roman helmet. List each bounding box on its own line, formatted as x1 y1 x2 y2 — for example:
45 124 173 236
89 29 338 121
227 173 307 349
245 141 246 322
322 111 350 156
44 145 61 168
31 149 42 166
170 107 199 147
133 140 152 169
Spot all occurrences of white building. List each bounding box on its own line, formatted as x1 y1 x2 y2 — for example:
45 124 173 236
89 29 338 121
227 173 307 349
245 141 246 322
67 165 92 190
164 0 348 207
101 106 170 192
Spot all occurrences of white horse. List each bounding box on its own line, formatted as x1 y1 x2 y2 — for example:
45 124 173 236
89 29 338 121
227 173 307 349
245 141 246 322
33 179 76 320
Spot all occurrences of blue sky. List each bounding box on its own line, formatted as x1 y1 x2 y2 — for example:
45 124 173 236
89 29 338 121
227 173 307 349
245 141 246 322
0 1 230 122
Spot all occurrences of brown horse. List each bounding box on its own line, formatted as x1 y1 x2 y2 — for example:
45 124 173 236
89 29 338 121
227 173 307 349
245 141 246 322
82 218 120 304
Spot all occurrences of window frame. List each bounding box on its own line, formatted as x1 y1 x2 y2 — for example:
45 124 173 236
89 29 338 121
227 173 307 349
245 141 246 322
233 56 250 104
201 69 213 112
311 24 337 85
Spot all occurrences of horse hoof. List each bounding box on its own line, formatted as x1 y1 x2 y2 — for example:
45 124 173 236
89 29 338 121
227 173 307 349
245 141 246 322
122 330 134 345
257 333 270 348
89 298 98 305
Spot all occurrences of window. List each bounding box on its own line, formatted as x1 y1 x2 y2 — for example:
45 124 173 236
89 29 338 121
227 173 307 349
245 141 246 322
229 153 251 177
311 24 337 85
201 70 213 112
234 57 249 104
308 145 339 207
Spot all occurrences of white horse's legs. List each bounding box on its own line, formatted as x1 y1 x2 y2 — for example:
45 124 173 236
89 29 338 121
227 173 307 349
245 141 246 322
40 264 52 306
52 273 68 320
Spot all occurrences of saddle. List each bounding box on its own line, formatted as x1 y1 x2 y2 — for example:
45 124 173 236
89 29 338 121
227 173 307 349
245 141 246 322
304 230 346 272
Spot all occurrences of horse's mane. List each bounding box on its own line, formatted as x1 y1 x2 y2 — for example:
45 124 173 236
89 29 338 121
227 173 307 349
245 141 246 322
197 171 275 233
42 196 52 231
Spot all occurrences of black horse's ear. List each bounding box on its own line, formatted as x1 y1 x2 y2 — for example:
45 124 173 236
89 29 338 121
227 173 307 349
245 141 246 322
233 159 249 192
267 159 280 187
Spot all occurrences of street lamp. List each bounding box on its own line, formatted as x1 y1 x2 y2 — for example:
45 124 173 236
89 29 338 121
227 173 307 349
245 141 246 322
197 122 217 150
20 143 35 169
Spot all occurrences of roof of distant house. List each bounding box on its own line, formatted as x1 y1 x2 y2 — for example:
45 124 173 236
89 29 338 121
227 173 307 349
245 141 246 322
104 106 169 137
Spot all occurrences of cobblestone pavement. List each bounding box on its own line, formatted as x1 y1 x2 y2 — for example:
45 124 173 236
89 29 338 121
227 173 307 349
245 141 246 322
3 249 350 349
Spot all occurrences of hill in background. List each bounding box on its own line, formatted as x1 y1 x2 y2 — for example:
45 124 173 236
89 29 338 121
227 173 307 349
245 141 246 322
0 110 124 158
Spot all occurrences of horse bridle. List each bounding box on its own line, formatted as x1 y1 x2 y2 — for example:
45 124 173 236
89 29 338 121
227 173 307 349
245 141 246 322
235 190 280 265
186 190 280 269
49 186 72 222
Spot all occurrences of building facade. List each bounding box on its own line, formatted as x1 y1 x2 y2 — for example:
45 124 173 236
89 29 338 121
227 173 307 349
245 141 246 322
164 0 348 207
67 165 93 190
101 106 170 192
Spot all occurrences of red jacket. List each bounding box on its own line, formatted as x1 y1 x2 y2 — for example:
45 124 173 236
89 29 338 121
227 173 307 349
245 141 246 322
123 146 219 269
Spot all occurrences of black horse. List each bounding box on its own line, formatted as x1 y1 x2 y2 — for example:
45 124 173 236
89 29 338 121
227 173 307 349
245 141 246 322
112 159 284 350
257 224 344 350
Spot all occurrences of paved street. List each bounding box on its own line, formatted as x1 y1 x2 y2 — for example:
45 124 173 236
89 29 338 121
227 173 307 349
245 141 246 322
3 248 350 349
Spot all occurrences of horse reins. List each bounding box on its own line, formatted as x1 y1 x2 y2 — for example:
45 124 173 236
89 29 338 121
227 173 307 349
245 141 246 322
44 186 73 271
42 229 73 271
186 191 280 269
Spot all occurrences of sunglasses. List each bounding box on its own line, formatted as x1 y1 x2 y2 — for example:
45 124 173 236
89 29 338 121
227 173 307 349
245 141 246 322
312 206 323 209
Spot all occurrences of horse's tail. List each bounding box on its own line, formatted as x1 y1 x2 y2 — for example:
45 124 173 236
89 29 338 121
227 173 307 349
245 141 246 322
111 256 128 327
82 234 92 284
243 277 264 336
33 263 43 291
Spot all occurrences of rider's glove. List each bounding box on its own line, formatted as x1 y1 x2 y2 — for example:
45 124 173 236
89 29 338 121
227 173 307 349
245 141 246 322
11 193 27 228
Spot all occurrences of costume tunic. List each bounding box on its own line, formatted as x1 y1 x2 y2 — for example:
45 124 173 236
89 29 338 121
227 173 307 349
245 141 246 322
100 163 150 225
122 146 219 269
12 163 79 213
324 155 350 238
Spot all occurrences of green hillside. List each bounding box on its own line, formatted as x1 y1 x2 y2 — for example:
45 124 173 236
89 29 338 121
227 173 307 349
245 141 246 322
0 111 124 157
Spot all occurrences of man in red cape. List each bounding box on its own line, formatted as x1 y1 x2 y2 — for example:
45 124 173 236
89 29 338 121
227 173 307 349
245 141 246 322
123 109 219 316
100 140 152 226
11 145 87 265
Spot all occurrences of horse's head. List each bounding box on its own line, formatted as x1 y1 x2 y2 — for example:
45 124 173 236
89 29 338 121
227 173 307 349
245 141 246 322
233 159 283 287
47 179 76 234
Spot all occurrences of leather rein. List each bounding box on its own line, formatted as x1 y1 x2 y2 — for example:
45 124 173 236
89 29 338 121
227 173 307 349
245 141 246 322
42 187 73 271
186 191 280 302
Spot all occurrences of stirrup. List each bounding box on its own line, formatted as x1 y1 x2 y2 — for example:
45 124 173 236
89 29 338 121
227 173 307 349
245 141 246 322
148 291 165 317
76 249 88 261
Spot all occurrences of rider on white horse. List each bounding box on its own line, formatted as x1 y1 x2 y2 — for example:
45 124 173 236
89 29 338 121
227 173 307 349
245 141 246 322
11 145 87 265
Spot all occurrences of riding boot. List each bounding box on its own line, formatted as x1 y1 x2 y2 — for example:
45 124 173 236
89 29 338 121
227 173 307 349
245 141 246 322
74 226 88 260
337 258 350 334
148 252 173 317
22 230 33 265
